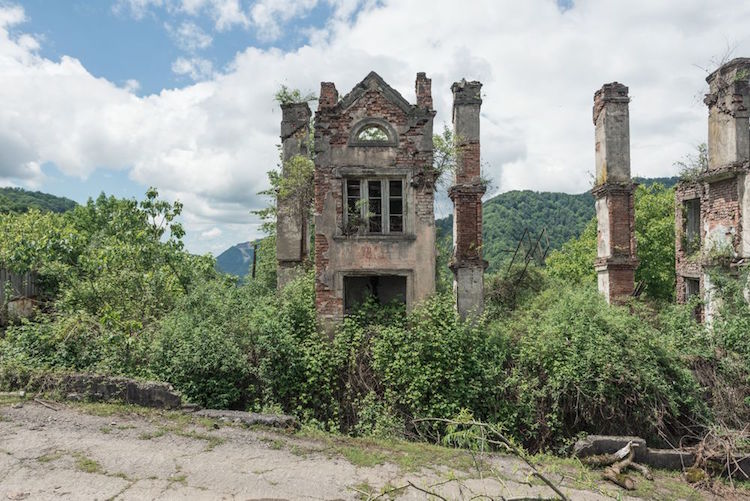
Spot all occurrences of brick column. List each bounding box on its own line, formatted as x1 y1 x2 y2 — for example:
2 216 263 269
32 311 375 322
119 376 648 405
449 79 487 318
592 82 638 304
276 102 312 289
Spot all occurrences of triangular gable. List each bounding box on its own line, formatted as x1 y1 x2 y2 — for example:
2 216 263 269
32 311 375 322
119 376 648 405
335 71 413 115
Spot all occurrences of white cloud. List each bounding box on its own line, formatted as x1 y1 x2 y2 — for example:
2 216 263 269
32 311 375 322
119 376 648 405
0 2 25 27
115 0 250 30
250 0 319 40
166 21 213 51
123 78 141 92
4 0 750 254
201 226 222 238
172 56 214 80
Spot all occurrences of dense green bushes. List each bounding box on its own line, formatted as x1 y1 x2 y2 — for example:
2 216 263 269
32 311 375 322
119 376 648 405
504 286 706 450
1 188 747 454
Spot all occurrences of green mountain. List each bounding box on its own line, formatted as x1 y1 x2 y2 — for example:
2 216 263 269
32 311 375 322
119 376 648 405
216 241 256 277
437 176 678 272
0 187 77 214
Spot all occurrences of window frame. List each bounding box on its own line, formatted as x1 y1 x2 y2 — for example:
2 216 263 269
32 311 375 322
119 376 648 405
343 177 405 235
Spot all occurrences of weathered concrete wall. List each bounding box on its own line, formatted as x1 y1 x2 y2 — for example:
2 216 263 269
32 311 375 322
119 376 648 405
706 58 750 171
675 58 750 318
449 79 486 319
592 83 637 304
2 372 181 409
313 72 436 324
277 102 312 290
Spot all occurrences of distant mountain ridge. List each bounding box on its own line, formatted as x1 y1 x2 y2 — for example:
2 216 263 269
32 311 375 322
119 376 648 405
216 241 256 277
0 187 77 214
216 176 679 277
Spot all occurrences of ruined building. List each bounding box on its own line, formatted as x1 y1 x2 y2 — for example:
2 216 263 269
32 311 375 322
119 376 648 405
450 80 487 317
312 72 437 324
276 71 485 324
675 58 750 321
276 101 312 289
592 82 638 304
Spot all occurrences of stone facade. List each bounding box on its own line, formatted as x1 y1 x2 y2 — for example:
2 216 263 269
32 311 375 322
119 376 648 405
675 58 750 321
277 102 313 289
312 72 437 325
449 80 487 318
592 82 638 304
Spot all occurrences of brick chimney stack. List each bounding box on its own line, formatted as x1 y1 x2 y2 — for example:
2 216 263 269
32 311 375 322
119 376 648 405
592 82 637 304
449 79 487 318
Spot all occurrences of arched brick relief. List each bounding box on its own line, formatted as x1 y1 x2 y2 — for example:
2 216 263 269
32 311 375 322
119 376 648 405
348 118 398 147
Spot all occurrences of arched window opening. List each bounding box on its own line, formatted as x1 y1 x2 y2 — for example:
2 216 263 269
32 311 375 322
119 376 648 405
357 125 389 142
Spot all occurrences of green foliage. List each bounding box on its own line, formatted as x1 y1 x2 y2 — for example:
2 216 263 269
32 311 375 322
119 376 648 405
545 183 677 300
506 285 706 451
675 143 708 182
274 85 317 105
151 281 254 408
485 263 547 316
635 183 676 300
0 187 76 214
545 218 597 284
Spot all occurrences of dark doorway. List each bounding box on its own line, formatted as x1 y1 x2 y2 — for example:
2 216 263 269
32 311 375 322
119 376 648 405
344 275 406 313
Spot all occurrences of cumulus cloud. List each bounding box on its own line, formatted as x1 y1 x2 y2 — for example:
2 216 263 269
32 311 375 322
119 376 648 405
166 21 213 51
172 56 214 80
4 0 750 254
201 226 222 238
115 0 250 30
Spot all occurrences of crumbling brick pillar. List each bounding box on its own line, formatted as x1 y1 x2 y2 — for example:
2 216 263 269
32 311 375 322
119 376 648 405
277 101 312 289
449 79 487 318
592 82 638 304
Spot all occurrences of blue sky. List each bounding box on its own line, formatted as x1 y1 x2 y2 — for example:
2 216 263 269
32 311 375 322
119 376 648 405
2 1 750 255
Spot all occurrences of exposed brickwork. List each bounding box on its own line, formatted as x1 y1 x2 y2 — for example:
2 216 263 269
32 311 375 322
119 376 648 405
592 82 637 304
313 72 436 325
673 58 750 319
415 72 432 109
450 80 486 318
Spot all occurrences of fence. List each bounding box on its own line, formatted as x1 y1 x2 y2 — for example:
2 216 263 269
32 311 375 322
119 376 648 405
0 268 40 305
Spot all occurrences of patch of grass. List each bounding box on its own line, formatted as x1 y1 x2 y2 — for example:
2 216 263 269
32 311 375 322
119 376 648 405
174 429 225 451
74 452 103 474
0 395 23 406
99 426 112 434
340 446 386 467
269 438 284 450
37 451 64 463
138 428 167 440
168 473 187 485
351 480 376 499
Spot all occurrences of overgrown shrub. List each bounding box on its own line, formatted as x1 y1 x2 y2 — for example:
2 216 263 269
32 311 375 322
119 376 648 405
505 284 706 451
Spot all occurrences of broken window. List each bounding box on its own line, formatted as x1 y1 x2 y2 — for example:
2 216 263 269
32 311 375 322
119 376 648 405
684 199 700 254
344 275 406 313
344 178 404 234
357 125 389 142
685 277 700 299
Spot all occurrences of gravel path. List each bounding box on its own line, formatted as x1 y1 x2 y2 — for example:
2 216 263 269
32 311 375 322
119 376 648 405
0 399 722 500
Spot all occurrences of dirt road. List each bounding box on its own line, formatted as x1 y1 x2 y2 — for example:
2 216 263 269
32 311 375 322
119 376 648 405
0 398 722 500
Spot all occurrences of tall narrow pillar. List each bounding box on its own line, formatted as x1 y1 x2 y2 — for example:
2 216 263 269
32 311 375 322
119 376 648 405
277 102 312 289
449 79 487 318
592 82 638 304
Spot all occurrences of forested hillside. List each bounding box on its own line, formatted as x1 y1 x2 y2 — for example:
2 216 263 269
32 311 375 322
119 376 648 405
0 187 76 214
436 176 678 271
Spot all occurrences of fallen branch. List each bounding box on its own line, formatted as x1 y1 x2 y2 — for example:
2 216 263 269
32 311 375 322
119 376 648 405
414 417 570 501
33 398 59 411
601 442 636 490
